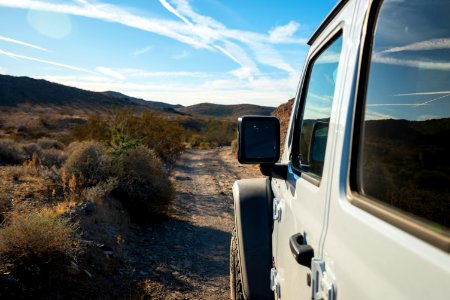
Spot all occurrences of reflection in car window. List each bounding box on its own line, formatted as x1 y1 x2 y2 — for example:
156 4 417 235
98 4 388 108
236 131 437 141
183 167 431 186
358 0 450 232
296 35 342 178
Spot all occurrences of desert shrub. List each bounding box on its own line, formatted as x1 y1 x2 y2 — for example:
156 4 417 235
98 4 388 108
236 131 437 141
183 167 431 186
185 119 236 148
72 109 186 164
39 148 67 168
137 112 186 164
4 165 38 181
0 210 78 260
21 142 42 158
110 146 174 223
37 137 64 150
82 178 118 204
0 139 26 165
62 141 109 189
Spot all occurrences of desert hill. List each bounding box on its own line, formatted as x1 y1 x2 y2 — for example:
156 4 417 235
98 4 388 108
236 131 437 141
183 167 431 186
177 102 274 118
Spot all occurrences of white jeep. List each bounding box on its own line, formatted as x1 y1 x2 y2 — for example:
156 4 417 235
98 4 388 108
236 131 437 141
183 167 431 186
230 0 450 299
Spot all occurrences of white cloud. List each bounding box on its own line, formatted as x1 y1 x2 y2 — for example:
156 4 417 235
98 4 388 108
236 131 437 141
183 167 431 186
382 38 450 54
0 0 210 49
0 48 95 73
119 68 211 78
0 0 307 79
36 73 296 106
395 91 450 96
365 110 394 120
0 66 6 73
95 66 126 81
373 53 450 70
133 45 153 56
268 21 300 43
0 35 48 52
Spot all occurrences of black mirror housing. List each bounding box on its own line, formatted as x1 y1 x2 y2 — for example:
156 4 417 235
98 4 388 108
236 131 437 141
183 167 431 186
237 115 280 164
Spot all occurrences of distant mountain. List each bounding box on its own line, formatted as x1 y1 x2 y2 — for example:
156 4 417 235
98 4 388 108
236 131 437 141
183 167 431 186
0 75 176 113
102 91 182 110
177 102 275 118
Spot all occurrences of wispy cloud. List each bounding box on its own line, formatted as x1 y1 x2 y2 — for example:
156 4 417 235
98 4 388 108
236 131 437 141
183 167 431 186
0 0 210 49
373 53 450 70
268 21 301 43
158 0 303 78
132 45 153 57
0 0 307 81
0 35 48 52
95 66 126 81
382 38 450 54
37 73 297 106
0 48 95 73
395 91 450 96
120 68 211 78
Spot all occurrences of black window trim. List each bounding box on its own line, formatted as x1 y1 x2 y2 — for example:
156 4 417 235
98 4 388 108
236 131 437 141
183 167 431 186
347 0 450 252
290 29 344 187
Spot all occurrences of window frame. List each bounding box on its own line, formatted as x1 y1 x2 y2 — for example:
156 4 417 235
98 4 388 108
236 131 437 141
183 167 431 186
290 30 344 186
348 0 450 252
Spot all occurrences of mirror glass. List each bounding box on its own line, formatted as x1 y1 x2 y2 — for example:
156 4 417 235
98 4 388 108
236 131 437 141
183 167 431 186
241 119 279 162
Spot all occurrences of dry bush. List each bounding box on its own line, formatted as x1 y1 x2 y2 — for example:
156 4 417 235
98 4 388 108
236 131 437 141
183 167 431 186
0 139 26 165
39 148 67 168
0 210 78 260
82 178 118 204
37 137 64 150
72 109 186 164
111 146 174 223
62 141 109 189
21 142 42 158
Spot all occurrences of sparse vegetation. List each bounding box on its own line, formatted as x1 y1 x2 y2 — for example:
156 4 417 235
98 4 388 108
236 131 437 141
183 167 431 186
62 141 109 189
0 209 78 261
111 146 174 224
73 109 186 164
0 139 26 165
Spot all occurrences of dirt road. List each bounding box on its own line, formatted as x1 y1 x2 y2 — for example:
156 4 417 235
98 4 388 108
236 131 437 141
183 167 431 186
124 147 261 299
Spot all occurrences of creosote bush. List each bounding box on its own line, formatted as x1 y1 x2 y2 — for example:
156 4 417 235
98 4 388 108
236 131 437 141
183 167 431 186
62 141 109 189
0 210 78 260
72 109 186 164
111 146 174 224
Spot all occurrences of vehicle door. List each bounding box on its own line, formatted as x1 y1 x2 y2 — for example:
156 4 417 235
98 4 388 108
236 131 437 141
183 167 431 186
271 5 353 297
323 0 450 299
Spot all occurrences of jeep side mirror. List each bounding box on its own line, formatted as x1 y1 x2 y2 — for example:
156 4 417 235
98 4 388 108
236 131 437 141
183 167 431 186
237 115 280 164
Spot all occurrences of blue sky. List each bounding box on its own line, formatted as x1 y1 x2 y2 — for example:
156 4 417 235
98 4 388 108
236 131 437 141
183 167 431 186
0 0 337 106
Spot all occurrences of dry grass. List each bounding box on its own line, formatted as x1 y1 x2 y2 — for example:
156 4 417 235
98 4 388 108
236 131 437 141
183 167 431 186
0 209 78 260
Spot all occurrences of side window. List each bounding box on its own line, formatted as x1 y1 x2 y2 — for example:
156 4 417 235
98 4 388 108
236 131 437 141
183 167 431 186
355 0 450 235
294 34 343 178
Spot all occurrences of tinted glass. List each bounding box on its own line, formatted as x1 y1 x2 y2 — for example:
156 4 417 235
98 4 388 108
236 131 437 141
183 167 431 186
296 35 342 178
359 0 450 231
243 120 278 160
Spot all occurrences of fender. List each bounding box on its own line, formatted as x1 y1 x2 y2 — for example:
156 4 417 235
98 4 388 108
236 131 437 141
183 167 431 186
233 178 273 300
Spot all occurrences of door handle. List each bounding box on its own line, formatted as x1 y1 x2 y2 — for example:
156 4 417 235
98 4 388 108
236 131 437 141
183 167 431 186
289 233 314 268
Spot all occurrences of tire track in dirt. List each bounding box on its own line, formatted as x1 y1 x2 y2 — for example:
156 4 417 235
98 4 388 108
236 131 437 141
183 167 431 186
123 147 261 299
